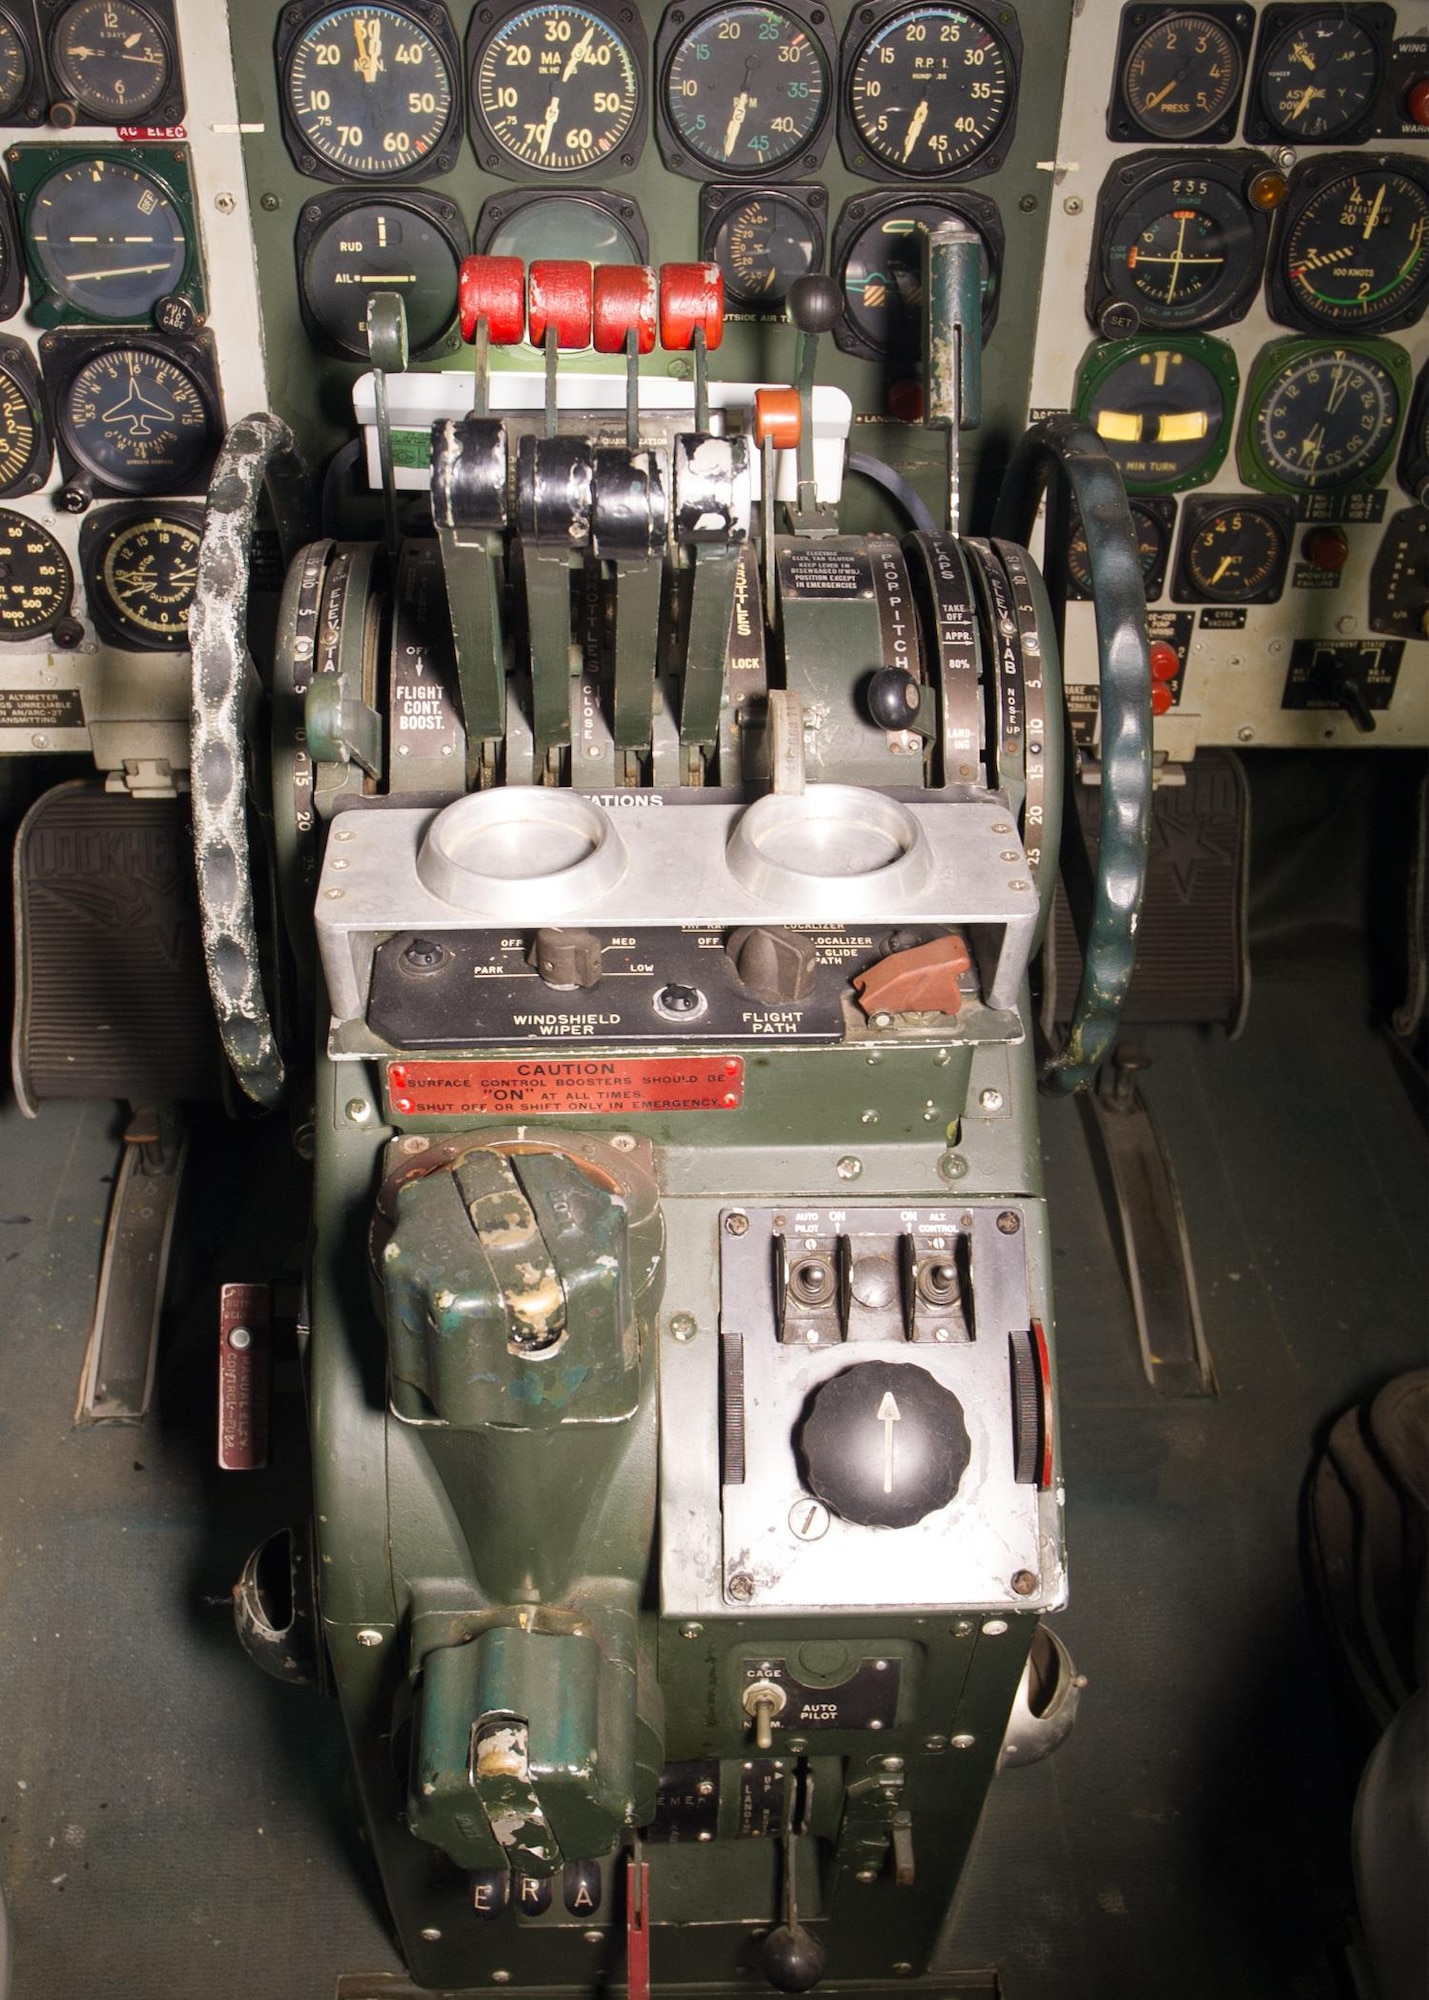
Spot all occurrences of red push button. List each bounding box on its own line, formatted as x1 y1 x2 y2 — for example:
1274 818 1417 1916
1149 639 1180 682
1303 525 1350 572
592 264 657 355
1405 76 1429 127
658 262 724 352
458 256 525 345
528 261 593 349
1152 682 1174 716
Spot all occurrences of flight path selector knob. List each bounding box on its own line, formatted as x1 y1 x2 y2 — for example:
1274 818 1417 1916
798 1360 971 1529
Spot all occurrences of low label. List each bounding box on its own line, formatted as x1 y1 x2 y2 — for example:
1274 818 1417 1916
1198 607 1247 630
778 545 873 599
0 687 84 728
386 1056 745 1116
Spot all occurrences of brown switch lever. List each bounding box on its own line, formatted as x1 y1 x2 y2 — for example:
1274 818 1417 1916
853 934 972 1019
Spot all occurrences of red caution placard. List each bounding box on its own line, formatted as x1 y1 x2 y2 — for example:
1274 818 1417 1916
386 1056 744 1117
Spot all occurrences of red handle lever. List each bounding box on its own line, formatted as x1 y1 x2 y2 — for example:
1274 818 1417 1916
457 255 525 345
592 264 658 355
528 260 594 349
658 261 724 352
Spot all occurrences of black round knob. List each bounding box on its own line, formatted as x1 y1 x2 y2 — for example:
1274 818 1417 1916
761 1922 826 1991
867 666 922 731
799 1360 970 1530
787 274 843 337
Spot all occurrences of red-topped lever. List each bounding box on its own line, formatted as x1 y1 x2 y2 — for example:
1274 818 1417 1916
659 261 723 432
528 260 594 437
457 254 525 418
594 264 657 449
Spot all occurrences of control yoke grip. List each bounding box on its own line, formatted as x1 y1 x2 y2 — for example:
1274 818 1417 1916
992 415 1154 1095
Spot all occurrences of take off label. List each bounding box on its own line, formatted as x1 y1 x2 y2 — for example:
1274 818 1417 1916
386 1056 745 1117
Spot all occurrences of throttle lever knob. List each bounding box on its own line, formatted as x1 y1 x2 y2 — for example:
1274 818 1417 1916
659 261 724 351
593 264 657 353
528 260 593 349
458 255 525 344
868 665 923 732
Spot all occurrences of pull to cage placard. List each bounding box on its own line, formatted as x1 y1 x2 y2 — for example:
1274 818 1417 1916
385 1056 745 1116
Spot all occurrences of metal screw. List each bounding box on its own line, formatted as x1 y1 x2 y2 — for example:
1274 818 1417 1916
1011 1569 1039 1596
950 1734 976 1752
836 1155 863 1181
1018 192 1037 211
670 1313 697 1342
728 1572 755 1600
228 1325 252 1351
1276 146 1296 169
861 1109 879 1124
214 190 236 214
870 1010 893 1030
356 1628 383 1648
30 733 48 750
924 1734 948 1751
401 1135 427 1155
680 1622 703 1640
789 1499 829 1541
420 1927 441 1942
1062 194 1083 215
894 1963 914 1976
880 1756 904 1773
260 192 280 211
937 1152 969 1183
608 1132 637 1152
981 1619 1008 1637
1237 725 1254 743
697 1779 715 1797
979 1088 1004 1112
492 1976 511 1987
997 1210 1021 1234
857 1868 878 1883
953 1618 975 1638
583 1930 603 1944
345 1098 371 1124
725 1212 749 1236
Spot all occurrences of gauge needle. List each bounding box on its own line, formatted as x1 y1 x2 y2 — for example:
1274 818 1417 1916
1210 555 1238 584
562 25 594 79
723 91 750 159
1361 180 1386 240
1287 83 1324 118
536 95 560 157
1289 37 1315 70
63 261 177 280
354 16 382 84
1299 424 1325 467
902 97 929 163
1143 76 1183 110
1325 363 1350 414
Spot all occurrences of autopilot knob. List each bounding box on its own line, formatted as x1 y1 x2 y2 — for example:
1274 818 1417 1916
725 926 818 1004
799 1360 970 1529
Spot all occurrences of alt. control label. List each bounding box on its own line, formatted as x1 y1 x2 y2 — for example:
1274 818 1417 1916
385 1056 745 1116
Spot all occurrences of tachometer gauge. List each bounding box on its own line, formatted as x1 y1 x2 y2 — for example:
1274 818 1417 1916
80 504 199 649
1270 156 1429 335
0 338 48 497
1249 7 1384 145
842 2 1019 182
1066 494 1175 599
22 155 194 326
702 186 822 309
832 189 1002 362
468 2 643 178
47 0 176 121
659 3 831 177
278 2 462 183
1075 333 1238 492
47 336 221 496
1173 494 1293 603
1089 151 1270 333
1110 4 1250 143
1240 337 1407 494
295 189 465 359
0 508 71 639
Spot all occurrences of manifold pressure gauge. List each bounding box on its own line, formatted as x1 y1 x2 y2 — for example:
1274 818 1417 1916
278 1 463 182
80 505 199 650
47 0 177 121
701 185 823 309
1239 337 1408 494
1075 333 1238 493
842 2 1020 181
1088 152 1272 333
659 3 832 177
0 508 72 639
1269 156 1429 336
1172 494 1293 603
467 2 644 178
1109 4 1252 143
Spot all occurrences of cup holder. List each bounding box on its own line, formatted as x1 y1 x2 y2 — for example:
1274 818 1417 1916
417 790 626 915
726 786 931 910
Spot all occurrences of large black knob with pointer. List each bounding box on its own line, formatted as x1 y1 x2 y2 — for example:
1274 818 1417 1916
799 1360 970 1529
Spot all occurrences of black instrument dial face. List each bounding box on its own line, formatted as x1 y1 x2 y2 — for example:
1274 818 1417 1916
29 158 186 321
0 361 43 493
1180 500 1288 600
478 189 644 262
300 199 461 358
60 346 213 492
847 5 1014 179
1121 12 1242 138
1067 497 1170 596
1092 157 1270 333
48 0 172 120
0 509 70 639
1081 342 1232 489
1279 167 1429 331
471 4 640 174
283 5 458 178
0 12 32 118
1253 344 1399 490
840 199 996 358
707 191 819 306
1258 13 1379 141
664 5 827 173
87 510 198 646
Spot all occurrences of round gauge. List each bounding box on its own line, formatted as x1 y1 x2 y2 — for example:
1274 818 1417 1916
1257 13 1380 141
706 192 820 307
1093 158 1269 333
0 509 71 640
663 5 827 174
58 345 215 494
282 4 458 179
86 509 199 647
1067 497 1171 596
300 198 462 359
1251 343 1400 490
478 191 643 264
0 11 32 119
27 158 187 323
839 198 998 359
1278 165 1429 332
1180 500 1288 601
846 5 1015 179
1077 337 1236 491
48 0 172 120
0 360 45 494
1398 364 1428 503
471 4 640 175
1121 12 1242 139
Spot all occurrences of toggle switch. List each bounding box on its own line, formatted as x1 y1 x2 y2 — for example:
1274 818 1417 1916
853 933 972 1019
743 1676 788 1750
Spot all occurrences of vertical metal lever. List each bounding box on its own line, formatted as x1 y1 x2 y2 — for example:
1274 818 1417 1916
365 291 408 559
923 222 984 534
